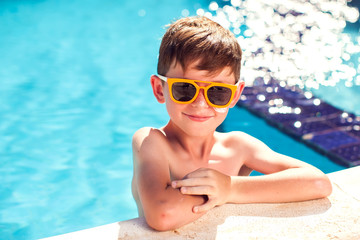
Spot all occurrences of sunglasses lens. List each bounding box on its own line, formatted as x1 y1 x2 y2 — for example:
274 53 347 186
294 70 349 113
172 82 197 102
207 86 232 106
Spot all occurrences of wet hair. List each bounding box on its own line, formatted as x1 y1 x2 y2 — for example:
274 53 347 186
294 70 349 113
157 16 242 81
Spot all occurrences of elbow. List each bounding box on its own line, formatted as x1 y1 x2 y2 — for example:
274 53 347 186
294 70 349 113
144 205 178 231
146 213 172 231
313 175 332 199
146 218 173 232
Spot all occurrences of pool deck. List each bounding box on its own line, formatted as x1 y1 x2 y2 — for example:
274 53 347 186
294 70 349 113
42 166 360 240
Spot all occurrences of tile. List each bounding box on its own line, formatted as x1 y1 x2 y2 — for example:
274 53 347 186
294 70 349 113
237 79 360 167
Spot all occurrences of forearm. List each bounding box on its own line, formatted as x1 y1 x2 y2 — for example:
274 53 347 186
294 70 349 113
228 167 332 204
142 185 206 231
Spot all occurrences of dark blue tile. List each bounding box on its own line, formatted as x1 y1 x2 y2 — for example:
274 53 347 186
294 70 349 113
307 131 358 150
285 121 332 136
331 144 360 165
237 81 360 167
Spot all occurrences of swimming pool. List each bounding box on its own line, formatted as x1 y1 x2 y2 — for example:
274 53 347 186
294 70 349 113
0 0 357 239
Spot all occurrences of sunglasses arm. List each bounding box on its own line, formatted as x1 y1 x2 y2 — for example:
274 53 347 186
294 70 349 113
157 75 168 82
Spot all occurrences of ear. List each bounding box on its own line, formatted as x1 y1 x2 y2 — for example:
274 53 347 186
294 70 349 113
229 81 245 108
150 75 166 104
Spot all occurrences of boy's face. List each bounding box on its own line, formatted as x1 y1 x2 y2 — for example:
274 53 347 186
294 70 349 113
158 61 241 137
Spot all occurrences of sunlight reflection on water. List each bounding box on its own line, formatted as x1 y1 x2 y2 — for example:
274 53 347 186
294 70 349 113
197 0 360 92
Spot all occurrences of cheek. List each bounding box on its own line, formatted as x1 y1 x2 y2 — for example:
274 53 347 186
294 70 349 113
213 107 229 114
165 98 181 117
163 86 174 103
216 112 228 124
212 109 229 127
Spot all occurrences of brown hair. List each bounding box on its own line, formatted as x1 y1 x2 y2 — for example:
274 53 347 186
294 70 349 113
157 16 242 81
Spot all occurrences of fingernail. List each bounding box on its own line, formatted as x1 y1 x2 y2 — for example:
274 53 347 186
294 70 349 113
171 181 176 188
193 207 198 213
181 187 186 193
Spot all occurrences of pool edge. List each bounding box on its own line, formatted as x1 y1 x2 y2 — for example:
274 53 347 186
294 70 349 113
41 166 360 240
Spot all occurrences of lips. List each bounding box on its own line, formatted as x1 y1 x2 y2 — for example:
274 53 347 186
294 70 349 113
183 113 213 122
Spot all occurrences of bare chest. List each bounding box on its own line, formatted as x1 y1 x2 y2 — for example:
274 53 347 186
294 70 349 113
168 147 243 180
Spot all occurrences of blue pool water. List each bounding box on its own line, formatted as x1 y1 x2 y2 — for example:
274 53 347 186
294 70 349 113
0 0 357 239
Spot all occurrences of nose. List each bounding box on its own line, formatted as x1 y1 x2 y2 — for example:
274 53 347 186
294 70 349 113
191 89 209 108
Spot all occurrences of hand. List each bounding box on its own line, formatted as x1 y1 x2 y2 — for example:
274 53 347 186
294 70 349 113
171 168 231 213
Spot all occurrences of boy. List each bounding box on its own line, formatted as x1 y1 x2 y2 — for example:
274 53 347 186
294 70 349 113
131 16 332 231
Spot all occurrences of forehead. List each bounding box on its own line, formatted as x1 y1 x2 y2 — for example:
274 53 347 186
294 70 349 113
169 59 235 82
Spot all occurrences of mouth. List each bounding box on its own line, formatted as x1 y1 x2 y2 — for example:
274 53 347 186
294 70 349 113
183 113 213 122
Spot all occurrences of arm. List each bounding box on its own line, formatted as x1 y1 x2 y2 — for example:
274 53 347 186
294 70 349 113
132 128 206 231
173 132 332 212
230 135 332 203
228 153 332 204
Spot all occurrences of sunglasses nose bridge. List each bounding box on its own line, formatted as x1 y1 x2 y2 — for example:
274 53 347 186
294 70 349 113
196 85 209 98
191 86 209 107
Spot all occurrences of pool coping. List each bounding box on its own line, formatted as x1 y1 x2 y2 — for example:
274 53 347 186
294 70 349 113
41 166 360 240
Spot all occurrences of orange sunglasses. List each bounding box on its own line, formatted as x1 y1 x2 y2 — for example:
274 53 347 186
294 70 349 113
158 75 244 108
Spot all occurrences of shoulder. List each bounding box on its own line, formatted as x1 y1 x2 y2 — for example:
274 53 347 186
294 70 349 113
216 131 273 159
216 130 260 147
132 127 166 148
132 127 169 160
132 126 160 140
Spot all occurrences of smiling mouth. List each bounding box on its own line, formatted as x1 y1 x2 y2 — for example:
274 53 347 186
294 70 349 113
183 113 213 122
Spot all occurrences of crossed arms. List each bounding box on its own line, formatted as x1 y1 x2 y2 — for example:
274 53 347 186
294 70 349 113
132 128 332 231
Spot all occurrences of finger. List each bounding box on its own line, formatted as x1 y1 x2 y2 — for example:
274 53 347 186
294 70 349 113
172 177 209 188
180 185 213 195
193 200 215 213
184 168 211 179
